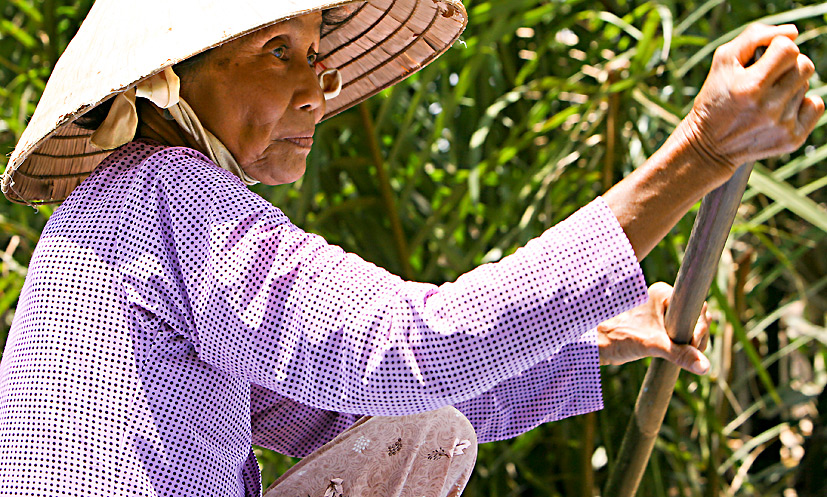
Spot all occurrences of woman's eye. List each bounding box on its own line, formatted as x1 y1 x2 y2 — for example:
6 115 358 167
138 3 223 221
307 53 318 66
272 45 288 59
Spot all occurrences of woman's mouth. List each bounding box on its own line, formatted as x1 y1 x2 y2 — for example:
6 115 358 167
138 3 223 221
280 137 314 149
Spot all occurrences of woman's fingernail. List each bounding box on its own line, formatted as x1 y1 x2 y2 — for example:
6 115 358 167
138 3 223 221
694 357 710 375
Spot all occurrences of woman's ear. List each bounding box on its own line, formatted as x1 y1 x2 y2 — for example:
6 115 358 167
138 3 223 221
319 68 342 100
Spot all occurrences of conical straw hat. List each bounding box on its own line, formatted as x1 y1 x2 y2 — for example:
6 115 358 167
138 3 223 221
2 0 467 204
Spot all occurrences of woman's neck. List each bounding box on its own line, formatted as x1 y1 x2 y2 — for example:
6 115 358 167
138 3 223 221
136 100 201 151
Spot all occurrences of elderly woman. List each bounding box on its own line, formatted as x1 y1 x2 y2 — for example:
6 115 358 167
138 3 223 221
0 0 822 496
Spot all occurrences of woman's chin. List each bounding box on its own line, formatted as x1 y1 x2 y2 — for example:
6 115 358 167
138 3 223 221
235 139 313 185
242 160 307 186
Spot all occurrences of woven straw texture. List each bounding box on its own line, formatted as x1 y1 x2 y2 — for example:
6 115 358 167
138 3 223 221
2 0 466 204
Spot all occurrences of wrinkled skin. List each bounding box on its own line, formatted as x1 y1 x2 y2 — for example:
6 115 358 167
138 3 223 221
597 283 710 375
681 24 823 175
181 13 325 185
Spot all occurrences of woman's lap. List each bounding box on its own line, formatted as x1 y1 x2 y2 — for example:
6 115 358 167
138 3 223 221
264 406 477 497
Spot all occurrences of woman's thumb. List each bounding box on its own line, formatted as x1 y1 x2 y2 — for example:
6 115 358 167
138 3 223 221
667 343 711 375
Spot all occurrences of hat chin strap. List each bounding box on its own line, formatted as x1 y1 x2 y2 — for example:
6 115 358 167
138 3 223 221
91 66 260 185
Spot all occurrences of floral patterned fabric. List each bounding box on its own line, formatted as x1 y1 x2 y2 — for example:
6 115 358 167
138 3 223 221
264 406 477 497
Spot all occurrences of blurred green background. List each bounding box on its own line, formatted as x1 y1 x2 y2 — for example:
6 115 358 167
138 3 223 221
2 0 827 495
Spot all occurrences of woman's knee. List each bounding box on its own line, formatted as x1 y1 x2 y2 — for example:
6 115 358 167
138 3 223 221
430 406 477 445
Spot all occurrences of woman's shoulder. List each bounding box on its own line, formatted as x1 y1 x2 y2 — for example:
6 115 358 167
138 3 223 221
67 139 270 220
96 139 249 193
135 140 277 213
108 140 226 177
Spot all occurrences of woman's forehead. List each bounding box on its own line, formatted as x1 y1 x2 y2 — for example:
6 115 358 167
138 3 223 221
245 12 323 45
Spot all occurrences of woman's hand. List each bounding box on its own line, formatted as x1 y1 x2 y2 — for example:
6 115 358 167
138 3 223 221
678 23 824 182
603 23 824 261
597 282 711 375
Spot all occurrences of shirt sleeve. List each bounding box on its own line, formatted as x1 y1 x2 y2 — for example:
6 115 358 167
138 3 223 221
147 148 648 417
453 328 603 443
249 330 601 456
249 384 362 457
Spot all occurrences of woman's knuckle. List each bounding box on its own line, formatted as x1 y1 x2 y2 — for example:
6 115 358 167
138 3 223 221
649 281 672 297
780 127 803 152
773 36 799 55
800 55 816 76
733 80 762 101
743 23 764 36
793 130 808 149
678 347 695 366
712 45 728 63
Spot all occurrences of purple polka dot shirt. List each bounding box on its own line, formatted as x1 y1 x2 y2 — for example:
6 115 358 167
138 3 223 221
0 141 647 496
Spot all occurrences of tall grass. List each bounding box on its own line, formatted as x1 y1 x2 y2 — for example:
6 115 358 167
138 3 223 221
2 0 827 495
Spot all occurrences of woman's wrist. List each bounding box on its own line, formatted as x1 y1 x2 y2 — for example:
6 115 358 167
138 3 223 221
671 112 740 189
602 122 734 261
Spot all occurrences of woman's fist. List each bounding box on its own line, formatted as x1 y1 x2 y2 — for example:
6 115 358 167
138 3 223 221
677 23 824 183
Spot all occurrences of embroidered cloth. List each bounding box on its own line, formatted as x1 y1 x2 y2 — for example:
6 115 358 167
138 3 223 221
263 405 476 497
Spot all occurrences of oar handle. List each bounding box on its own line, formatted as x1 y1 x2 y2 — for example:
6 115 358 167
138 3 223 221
603 43 765 497
665 162 753 344
603 163 753 497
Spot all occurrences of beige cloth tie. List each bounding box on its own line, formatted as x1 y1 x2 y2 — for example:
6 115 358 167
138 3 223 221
91 66 259 185
91 66 179 150
90 66 342 186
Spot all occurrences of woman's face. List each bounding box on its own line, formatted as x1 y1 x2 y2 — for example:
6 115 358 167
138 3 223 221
181 13 325 185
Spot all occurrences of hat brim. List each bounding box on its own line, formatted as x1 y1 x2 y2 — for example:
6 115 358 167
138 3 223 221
3 0 467 204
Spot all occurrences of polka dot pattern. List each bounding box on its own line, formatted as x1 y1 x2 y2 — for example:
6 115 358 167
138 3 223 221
0 141 647 496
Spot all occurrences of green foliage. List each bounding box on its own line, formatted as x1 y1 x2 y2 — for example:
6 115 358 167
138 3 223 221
3 0 827 495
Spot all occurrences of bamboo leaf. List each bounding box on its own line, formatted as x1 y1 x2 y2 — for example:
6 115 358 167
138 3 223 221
718 423 788 474
748 163 827 234
0 19 38 49
8 0 43 23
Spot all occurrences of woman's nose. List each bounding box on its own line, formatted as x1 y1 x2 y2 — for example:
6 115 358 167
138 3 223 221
292 62 325 120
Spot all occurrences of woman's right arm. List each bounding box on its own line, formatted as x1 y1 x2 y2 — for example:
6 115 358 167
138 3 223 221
147 153 647 417
602 24 823 261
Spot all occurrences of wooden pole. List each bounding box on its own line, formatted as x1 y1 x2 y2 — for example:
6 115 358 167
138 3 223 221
604 162 754 496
